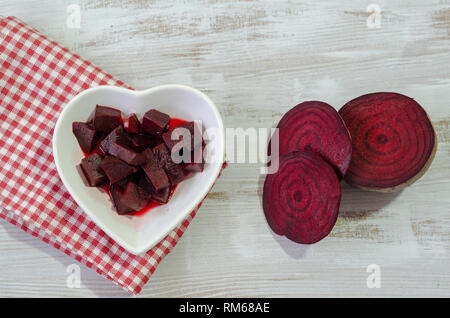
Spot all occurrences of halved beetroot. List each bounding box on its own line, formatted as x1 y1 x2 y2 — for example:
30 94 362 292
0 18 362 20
141 149 170 192
108 142 146 166
79 153 107 186
339 92 437 192
93 105 122 133
123 113 141 134
72 122 100 154
153 143 185 185
142 109 170 135
263 151 341 244
272 101 352 178
99 156 138 184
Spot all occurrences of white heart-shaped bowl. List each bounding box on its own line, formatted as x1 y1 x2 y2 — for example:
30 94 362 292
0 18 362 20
53 85 225 255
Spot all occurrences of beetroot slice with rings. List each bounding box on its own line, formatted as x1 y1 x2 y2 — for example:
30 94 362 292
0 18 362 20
263 151 341 244
339 92 437 192
273 101 352 178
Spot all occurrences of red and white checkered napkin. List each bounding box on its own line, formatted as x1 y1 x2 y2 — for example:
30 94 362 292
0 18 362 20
0 16 224 294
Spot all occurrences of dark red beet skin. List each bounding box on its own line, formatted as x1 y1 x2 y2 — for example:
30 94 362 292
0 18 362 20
273 101 352 178
339 92 437 192
263 151 341 244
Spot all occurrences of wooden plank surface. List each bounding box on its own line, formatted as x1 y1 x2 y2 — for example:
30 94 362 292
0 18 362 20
0 0 449 297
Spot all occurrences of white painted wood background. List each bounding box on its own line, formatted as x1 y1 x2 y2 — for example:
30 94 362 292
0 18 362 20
1 0 449 297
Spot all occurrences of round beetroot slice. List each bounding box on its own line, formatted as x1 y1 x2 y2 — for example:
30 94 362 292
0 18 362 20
274 101 352 178
339 92 437 192
263 151 341 244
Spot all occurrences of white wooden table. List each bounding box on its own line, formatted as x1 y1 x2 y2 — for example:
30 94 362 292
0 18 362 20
1 0 449 297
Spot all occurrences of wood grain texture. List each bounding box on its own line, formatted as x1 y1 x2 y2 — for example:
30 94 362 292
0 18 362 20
1 0 449 297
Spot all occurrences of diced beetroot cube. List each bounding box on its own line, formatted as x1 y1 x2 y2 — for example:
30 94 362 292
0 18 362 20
141 149 170 192
163 135 205 165
141 148 163 168
79 153 107 186
127 134 155 152
153 143 185 185
134 183 152 204
177 121 203 149
142 109 170 135
93 105 122 133
109 185 133 214
191 142 205 163
162 121 203 152
72 122 100 154
181 143 205 172
166 162 185 184
118 182 149 214
99 125 128 154
183 162 205 172
115 172 139 188
115 177 129 189
137 174 155 195
152 186 171 203
109 183 149 214
152 143 169 161
99 156 138 184
123 113 141 134
109 185 123 209
161 131 177 152
108 142 146 166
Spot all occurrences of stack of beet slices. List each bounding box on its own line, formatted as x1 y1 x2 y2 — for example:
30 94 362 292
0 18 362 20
264 101 351 244
264 93 436 244
73 105 205 215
